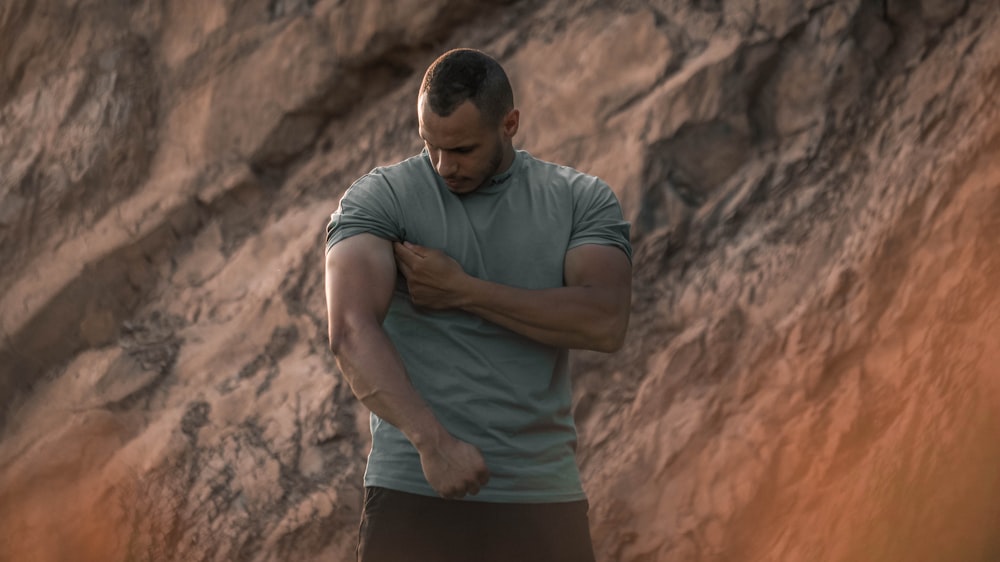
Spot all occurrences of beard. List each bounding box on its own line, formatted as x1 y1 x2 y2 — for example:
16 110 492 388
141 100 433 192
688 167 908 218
470 137 507 191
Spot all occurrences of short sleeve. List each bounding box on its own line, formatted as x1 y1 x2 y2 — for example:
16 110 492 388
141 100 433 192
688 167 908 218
568 179 633 263
325 173 404 252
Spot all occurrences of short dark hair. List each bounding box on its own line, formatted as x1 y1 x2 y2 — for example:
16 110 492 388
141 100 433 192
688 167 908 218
420 48 514 125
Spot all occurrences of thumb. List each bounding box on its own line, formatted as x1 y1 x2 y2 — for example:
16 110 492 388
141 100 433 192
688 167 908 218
403 241 426 257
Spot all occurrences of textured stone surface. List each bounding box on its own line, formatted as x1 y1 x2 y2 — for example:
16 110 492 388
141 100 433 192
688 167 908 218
1 1 999 561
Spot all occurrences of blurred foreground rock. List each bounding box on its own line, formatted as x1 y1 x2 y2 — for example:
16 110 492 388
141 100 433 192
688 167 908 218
1 1 998 561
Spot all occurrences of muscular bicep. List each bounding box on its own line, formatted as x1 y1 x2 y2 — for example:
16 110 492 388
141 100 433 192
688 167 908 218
564 244 632 350
564 244 631 292
325 233 397 344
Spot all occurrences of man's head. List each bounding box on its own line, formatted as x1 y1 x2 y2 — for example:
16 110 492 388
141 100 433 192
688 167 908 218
418 49 519 194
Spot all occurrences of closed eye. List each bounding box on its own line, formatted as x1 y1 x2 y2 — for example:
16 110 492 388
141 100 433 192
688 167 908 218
421 137 476 154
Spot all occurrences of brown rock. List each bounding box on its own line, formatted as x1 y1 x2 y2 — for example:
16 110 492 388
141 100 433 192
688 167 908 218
2 1 1000 562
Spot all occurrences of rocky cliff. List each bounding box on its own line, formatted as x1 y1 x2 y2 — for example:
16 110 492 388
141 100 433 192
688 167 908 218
1 1 998 561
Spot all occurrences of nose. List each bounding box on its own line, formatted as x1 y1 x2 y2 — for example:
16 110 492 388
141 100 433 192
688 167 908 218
434 150 458 177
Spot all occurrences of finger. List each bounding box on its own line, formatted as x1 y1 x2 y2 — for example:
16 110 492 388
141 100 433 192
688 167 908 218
395 241 423 257
392 242 415 264
478 468 490 485
402 241 426 257
467 483 480 496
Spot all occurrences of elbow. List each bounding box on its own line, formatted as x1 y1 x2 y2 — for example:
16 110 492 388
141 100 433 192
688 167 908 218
607 329 628 353
327 321 348 356
592 332 625 353
327 317 381 401
584 289 630 353
327 315 365 357
589 314 628 353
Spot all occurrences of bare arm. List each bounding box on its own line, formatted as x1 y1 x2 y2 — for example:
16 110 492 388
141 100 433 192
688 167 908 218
325 233 489 498
393 242 632 352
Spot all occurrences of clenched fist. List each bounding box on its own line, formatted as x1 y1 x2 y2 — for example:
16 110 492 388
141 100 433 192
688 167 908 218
417 434 491 499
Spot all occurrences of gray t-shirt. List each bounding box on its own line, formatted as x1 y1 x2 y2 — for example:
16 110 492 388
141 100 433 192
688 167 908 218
326 149 631 502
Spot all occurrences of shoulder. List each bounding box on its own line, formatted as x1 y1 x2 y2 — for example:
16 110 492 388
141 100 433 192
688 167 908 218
520 155 624 221
519 151 611 194
370 152 433 185
343 152 432 200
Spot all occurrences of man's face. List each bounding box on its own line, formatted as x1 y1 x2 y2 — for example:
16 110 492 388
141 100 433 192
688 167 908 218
418 95 516 194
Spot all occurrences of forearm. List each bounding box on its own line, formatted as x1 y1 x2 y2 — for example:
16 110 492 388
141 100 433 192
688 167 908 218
331 321 446 451
326 233 489 499
458 277 627 352
393 241 631 352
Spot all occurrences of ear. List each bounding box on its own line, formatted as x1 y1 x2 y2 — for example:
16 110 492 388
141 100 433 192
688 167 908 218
501 108 519 139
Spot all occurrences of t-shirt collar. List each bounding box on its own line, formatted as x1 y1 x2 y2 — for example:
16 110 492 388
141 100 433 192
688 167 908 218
476 150 522 194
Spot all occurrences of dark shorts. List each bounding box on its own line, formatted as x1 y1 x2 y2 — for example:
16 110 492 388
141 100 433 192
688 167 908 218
357 486 596 562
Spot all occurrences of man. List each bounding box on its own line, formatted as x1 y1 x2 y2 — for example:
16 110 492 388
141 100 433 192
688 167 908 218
325 48 632 562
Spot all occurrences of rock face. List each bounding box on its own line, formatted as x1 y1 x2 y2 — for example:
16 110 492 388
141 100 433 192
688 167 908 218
1 1 998 561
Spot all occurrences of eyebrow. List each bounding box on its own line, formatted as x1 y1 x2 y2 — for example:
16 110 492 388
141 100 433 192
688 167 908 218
418 128 478 152
421 136 477 153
